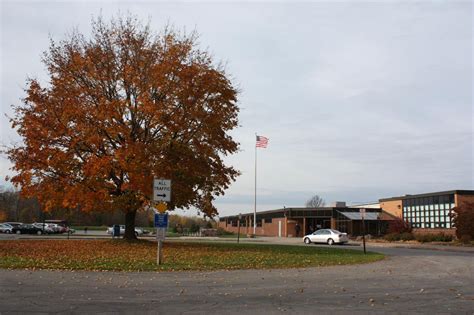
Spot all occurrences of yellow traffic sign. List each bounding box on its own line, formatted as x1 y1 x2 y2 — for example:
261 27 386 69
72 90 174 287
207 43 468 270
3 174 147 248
156 202 167 213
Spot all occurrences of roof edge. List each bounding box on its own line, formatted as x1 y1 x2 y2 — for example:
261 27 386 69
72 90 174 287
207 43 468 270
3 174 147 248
379 190 474 202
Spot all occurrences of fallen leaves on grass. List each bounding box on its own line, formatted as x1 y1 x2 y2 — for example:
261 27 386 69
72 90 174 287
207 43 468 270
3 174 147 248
0 240 384 272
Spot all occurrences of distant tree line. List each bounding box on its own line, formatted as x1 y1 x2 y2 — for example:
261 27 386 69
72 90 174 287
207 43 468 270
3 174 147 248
168 214 215 233
0 187 215 228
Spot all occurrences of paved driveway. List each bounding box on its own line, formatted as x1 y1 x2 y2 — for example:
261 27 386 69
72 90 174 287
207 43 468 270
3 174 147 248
1 243 473 314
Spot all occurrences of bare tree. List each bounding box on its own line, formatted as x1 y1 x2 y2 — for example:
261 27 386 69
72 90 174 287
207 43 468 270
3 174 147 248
305 195 325 208
0 187 20 221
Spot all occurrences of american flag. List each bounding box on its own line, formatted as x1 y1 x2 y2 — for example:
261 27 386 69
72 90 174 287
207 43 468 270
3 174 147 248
256 135 269 148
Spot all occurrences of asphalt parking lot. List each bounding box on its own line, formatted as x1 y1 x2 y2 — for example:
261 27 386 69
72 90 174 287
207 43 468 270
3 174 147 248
1 237 473 314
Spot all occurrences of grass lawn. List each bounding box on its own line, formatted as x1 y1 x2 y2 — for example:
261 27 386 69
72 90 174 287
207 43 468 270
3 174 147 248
72 226 153 231
71 226 108 231
218 233 248 239
0 240 384 272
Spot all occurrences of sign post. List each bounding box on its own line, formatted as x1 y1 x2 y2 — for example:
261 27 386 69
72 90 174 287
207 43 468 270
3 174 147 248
154 212 168 265
360 208 366 254
153 178 171 265
237 213 242 244
153 179 171 202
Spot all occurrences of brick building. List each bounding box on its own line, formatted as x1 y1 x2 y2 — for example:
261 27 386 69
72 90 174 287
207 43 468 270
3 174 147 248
379 190 474 235
218 205 395 237
218 190 474 237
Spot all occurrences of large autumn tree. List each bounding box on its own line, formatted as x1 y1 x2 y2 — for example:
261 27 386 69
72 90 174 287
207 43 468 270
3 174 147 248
7 15 239 239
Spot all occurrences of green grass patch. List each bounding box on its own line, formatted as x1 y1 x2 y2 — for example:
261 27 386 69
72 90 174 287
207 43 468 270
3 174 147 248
218 233 248 239
0 240 384 272
71 226 109 231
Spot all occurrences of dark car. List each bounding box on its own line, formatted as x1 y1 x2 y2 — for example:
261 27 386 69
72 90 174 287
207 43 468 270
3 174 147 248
4 222 23 228
12 224 44 235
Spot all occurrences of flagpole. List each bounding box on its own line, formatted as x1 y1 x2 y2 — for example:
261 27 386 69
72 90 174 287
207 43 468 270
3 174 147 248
254 133 257 235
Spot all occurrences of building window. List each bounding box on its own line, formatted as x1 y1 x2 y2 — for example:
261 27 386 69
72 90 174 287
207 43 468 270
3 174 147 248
403 194 455 229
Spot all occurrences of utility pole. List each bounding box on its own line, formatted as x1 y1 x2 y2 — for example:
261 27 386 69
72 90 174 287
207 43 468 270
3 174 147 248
237 213 242 243
254 135 257 235
361 209 366 254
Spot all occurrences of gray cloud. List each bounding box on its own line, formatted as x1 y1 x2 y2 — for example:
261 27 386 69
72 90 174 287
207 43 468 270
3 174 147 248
1 1 472 217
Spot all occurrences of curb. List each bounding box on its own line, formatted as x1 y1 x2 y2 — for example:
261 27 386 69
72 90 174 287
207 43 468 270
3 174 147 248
355 242 474 254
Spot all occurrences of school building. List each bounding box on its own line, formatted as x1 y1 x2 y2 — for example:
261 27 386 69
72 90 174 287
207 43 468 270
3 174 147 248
379 190 474 235
218 203 396 237
218 190 474 237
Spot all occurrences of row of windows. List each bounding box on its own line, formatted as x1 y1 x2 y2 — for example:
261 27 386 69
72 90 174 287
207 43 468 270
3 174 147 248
403 209 453 214
404 216 451 223
403 203 454 211
404 208 452 214
402 196 455 229
227 218 273 227
403 194 454 207
404 210 452 218
411 222 452 228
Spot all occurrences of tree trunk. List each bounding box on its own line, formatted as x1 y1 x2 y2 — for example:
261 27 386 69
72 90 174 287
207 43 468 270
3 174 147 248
124 209 137 240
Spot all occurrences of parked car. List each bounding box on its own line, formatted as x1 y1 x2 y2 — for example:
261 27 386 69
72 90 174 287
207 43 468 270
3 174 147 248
66 227 76 234
44 220 70 233
0 223 13 233
106 225 144 236
4 222 23 228
303 229 349 245
47 223 65 233
32 223 55 234
12 224 45 235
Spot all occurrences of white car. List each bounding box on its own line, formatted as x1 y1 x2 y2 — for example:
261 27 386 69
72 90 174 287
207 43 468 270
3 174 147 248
303 229 349 245
106 225 144 236
32 223 55 234
47 223 67 233
0 223 13 233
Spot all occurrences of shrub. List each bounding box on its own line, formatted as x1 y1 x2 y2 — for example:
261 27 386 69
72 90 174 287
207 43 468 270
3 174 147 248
384 233 401 241
399 232 415 241
415 234 429 243
383 232 414 242
189 223 200 233
450 202 474 240
216 227 234 236
415 233 453 243
436 234 454 242
388 218 412 234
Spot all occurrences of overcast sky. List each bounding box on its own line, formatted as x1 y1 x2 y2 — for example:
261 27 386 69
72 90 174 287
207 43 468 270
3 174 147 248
1 1 472 217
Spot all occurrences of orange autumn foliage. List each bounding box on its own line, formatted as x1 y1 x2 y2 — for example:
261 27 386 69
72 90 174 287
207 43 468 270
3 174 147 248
7 15 239 238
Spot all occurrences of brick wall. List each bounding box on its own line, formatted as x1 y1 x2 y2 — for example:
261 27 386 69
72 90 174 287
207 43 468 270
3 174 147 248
380 199 403 218
455 194 474 206
412 228 456 236
218 217 290 237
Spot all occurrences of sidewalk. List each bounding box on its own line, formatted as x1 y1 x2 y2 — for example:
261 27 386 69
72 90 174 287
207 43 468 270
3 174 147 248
253 236 474 253
353 240 474 253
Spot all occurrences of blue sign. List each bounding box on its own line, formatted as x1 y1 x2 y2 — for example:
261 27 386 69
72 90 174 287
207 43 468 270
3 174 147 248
154 213 168 228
